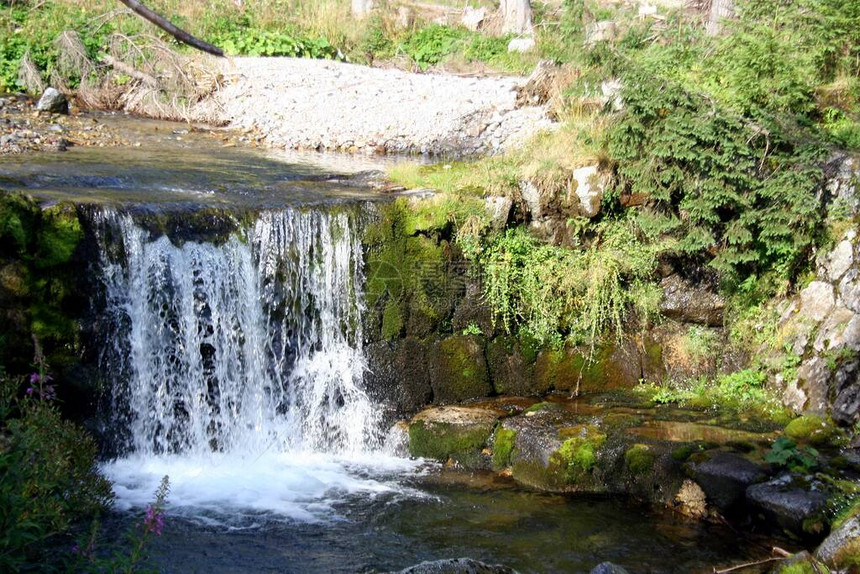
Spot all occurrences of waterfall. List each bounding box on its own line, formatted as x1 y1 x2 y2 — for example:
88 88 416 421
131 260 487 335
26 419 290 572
94 206 380 459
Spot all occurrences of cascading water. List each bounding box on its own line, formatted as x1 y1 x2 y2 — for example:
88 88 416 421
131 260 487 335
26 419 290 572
93 206 419 524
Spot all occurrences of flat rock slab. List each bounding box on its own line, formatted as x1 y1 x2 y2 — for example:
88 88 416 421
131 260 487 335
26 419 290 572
746 478 828 535
195 57 555 155
688 452 766 511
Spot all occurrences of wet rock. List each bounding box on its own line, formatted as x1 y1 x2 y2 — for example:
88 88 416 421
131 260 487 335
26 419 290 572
486 337 536 396
366 338 433 418
533 340 641 394
392 558 518 574
746 477 828 538
659 275 725 326
815 515 860 569
589 563 630 574
833 357 860 426
35 88 69 114
407 405 500 468
452 277 494 337
688 452 766 512
428 335 492 404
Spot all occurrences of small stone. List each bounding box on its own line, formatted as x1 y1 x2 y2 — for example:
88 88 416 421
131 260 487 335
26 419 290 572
507 37 536 53
585 21 617 46
572 164 605 218
589 563 630 574
746 478 828 537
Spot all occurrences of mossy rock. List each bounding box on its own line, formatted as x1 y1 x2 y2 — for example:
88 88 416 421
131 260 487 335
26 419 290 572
774 551 832 574
492 427 517 470
549 424 607 484
407 406 499 468
625 444 656 475
36 204 83 268
486 336 536 396
784 415 836 446
429 335 491 404
381 300 404 340
534 341 641 394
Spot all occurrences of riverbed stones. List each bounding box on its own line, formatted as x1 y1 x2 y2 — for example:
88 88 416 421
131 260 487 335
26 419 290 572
746 477 829 538
687 452 766 512
589 563 630 574
407 405 500 468
393 558 518 574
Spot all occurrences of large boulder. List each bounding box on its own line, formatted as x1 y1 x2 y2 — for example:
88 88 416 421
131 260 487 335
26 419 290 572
746 477 829 538
486 336 536 396
687 452 766 512
407 405 500 468
816 515 860 570
35 87 69 114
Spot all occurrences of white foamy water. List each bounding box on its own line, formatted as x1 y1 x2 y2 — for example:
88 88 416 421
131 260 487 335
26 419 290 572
102 452 425 525
93 205 420 523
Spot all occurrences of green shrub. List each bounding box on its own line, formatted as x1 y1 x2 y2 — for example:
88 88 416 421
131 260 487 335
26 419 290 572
400 24 466 69
0 368 113 570
214 29 340 59
610 73 827 281
481 219 657 346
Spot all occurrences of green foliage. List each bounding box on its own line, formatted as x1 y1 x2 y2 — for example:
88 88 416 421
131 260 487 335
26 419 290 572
611 73 828 280
214 29 340 58
765 436 819 473
0 367 113 571
625 444 655 474
400 24 466 69
461 322 482 336
481 219 657 346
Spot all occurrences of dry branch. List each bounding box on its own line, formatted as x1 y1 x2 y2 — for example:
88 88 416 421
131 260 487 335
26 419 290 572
116 0 224 57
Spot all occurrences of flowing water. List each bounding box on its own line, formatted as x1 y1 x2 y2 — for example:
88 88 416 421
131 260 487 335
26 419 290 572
0 123 784 572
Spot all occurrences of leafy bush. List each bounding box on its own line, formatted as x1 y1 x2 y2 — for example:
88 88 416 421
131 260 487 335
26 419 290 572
400 24 466 69
214 29 340 59
765 436 819 473
610 73 827 281
0 366 113 571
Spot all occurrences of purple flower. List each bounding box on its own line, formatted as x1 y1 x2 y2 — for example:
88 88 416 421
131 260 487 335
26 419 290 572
144 505 164 536
29 373 40 384
25 387 34 395
71 544 79 554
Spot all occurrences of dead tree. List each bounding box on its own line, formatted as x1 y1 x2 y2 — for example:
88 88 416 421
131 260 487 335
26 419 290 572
117 0 224 56
500 0 533 35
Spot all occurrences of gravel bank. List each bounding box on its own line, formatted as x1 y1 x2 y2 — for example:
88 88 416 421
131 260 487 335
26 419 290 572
193 57 556 156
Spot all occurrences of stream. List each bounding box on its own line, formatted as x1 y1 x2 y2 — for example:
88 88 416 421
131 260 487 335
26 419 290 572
0 118 787 573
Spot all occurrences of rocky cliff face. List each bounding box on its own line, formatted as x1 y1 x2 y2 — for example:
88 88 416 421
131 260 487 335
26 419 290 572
776 155 859 428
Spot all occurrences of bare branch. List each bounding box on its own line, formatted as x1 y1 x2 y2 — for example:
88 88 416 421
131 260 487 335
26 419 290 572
115 0 224 57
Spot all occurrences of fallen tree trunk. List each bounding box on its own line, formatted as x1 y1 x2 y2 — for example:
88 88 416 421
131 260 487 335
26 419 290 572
116 0 224 57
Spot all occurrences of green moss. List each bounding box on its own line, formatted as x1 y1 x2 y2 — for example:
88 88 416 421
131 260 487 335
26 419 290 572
602 413 643 430
625 444 655 475
832 498 860 530
672 445 696 462
524 401 556 414
381 300 404 340
408 419 492 462
492 427 517 470
36 205 83 268
552 425 607 481
784 415 836 446
432 335 491 403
